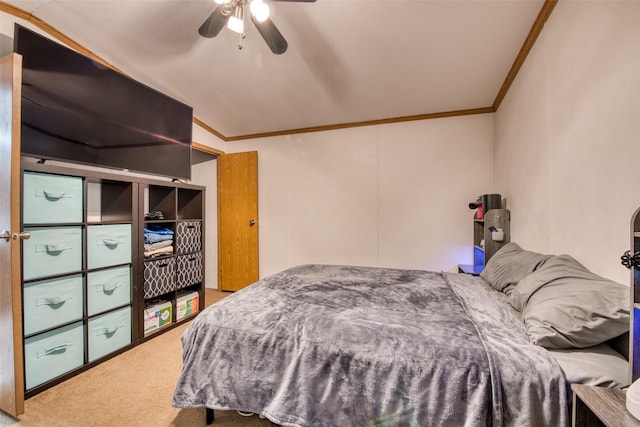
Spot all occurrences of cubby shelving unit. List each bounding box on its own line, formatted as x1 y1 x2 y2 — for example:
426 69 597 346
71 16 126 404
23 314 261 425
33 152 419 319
19 162 205 397
139 179 205 341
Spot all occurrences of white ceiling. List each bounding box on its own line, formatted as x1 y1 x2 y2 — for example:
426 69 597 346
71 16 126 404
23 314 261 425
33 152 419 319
1 0 547 139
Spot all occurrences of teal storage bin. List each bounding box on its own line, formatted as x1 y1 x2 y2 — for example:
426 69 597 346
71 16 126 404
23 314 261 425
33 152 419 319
24 321 84 390
23 227 83 281
87 224 132 269
87 266 132 316
88 306 131 362
23 274 84 336
23 172 83 224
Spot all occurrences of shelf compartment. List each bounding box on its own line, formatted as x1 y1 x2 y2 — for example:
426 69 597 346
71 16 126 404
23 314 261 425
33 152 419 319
144 185 176 221
176 291 200 321
143 300 172 336
87 180 134 223
178 188 203 220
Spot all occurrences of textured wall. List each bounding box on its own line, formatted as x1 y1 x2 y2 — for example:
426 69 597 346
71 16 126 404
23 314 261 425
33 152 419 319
493 0 640 284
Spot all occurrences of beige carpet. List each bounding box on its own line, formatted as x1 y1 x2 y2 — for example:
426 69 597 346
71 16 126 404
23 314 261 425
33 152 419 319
0 289 272 427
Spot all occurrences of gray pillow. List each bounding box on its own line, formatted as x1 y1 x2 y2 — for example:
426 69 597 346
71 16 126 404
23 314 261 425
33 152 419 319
508 254 629 349
480 242 551 292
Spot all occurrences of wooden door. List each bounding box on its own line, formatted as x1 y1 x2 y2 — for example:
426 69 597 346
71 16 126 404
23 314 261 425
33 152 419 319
0 53 25 416
217 151 259 291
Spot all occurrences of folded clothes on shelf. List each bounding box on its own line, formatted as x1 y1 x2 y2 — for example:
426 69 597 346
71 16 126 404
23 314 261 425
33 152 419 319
144 225 174 244
144 233 172 244
145 211 164 220
144 245 174 259
145 224 174 233
144 240 173 252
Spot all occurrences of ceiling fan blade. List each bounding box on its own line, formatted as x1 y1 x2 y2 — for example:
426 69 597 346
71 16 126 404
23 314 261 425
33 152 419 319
198 6 230 38
252 17 288 54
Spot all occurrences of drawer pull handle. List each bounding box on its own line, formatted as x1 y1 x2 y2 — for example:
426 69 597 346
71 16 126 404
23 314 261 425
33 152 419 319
186 225 195 229
36 296 72 307
99 239 122 249
37 342 73 358
95 324 125 337
189 257 197 262
96 283 125 294
38 190 69 201
35 244 72 255
158 263 169 268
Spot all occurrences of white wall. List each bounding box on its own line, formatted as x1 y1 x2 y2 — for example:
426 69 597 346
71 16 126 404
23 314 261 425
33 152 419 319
493 0 640 285
196 114 493 280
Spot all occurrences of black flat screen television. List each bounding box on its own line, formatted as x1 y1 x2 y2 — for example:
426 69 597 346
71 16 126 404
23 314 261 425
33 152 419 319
14 24 193 180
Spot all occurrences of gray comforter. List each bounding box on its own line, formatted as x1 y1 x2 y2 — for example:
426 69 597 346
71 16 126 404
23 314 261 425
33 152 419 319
172 264 568 426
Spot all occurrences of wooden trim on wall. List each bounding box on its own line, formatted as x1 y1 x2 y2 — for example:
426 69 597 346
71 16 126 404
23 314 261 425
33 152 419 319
1 0 557 142
192 117 227 141
224 107 495 141
0 2 123 73
492 0 558 111
192 141 224 156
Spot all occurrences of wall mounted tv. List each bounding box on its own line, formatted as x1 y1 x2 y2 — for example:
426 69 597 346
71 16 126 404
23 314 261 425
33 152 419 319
14 24 193 180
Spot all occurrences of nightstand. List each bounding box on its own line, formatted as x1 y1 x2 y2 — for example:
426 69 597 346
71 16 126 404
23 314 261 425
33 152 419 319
457 264 482 276
572 384 640 426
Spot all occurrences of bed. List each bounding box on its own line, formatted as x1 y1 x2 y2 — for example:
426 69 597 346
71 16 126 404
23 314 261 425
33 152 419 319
172 244 629 427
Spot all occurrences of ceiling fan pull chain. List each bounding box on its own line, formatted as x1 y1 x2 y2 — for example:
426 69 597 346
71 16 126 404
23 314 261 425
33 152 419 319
238 33 246 50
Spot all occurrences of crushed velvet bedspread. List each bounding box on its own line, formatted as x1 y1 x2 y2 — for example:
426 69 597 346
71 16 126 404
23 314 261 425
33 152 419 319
172 265 568 426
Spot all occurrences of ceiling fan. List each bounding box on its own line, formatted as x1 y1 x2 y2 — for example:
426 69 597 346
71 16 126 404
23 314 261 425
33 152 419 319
199 0 316 55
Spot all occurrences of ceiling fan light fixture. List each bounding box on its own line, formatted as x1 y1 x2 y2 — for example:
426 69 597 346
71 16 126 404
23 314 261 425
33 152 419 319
250 0 270 23
227 4 244 33
199 0 313 54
